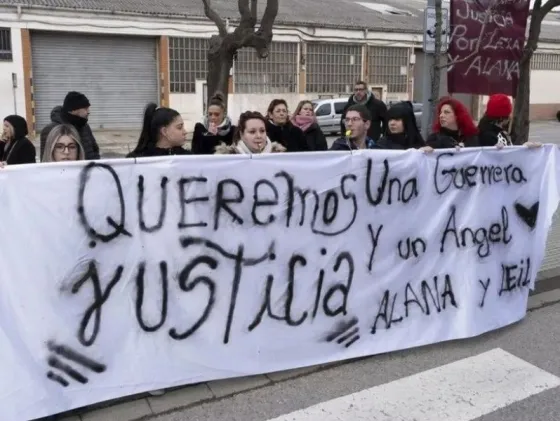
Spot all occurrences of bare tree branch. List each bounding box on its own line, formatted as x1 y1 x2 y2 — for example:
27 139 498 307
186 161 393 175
204 0 279 100
258 0 279 36
534 0 560 22
238 0 251 20
202 0 227 37
238 0 257 28
251 0 258 20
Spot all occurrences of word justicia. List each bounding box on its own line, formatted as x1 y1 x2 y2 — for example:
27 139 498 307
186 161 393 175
68 239 356 347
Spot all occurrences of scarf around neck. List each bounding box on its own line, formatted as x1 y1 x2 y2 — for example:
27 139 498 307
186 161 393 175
291 115 315 133
236 138 274 154
203 115 232 137
353 90 372 105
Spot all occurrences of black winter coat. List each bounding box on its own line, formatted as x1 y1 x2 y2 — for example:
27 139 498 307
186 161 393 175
477 115 514 147
40 106 100 161
127 146 191 158
191 122 236 154
0 138 36 165
426 127 479 149
302 123 328 151
1 116 36 164
265 121 308 152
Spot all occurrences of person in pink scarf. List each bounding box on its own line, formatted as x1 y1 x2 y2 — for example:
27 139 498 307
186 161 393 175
290 100 328 151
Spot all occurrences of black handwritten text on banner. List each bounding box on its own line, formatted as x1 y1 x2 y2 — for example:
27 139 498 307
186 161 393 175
0 147 558 420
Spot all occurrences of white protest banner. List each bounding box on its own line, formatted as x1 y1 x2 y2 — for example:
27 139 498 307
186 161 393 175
0 146 558 420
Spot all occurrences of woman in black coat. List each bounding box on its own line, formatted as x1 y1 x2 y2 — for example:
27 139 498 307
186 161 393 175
290 100 328 151
265 99 308 152
1 115 36 165
191 92 236 154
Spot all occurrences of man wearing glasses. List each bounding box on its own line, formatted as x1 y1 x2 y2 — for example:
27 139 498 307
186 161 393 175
339 81 387 142
330 105 376 150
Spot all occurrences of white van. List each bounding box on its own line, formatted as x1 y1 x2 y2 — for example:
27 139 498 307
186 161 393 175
311 98 349 135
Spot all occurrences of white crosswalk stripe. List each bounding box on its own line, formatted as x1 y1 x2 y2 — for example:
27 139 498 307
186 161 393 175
265 348 560 421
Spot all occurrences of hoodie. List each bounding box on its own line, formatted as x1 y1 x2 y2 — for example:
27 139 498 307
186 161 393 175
377 102 424 149
1 115 36 165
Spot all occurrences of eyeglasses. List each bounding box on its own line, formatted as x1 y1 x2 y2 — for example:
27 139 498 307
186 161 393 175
344 117 364 124
54 143 77 152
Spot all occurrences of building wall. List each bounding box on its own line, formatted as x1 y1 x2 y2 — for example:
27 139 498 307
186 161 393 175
3 6 560 133
167 37 416 127
529 70 560 120
0 27 25 125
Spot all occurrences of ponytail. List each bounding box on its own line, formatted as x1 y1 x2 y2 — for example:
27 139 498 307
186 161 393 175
131 103 180 155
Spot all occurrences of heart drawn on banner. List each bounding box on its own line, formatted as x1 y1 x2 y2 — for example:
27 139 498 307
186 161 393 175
514 201 539 229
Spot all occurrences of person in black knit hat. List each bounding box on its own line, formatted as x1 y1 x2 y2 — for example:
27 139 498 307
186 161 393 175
39 91 100 161
1 114 36 165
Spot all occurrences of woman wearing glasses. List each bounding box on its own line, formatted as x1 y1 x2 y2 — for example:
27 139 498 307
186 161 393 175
42 124 85 162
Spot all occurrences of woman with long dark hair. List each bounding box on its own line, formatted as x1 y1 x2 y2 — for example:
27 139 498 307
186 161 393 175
127 103 189 158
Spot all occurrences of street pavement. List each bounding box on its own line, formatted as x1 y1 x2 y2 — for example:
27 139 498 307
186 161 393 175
139 298 560 421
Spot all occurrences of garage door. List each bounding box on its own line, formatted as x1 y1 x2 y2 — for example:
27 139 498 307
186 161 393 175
31 31 158 131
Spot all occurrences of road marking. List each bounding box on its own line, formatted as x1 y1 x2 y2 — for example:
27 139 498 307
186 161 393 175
265 348 560 421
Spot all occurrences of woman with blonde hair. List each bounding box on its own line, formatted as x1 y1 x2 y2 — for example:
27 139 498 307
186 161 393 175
291 100 327 150
41 123 85 162
215 111 286 154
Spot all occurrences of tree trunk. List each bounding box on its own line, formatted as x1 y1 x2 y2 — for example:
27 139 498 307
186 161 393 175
207 35 234 109
511 2 545 144
511 56 532 144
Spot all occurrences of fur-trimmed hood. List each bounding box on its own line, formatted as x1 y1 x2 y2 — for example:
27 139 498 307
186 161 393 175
214 141 287 154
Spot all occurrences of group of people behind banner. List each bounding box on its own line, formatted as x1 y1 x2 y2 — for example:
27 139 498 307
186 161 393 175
0 83 540 167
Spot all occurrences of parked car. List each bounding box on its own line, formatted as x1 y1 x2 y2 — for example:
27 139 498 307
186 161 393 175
411 102 422 130
312 98 348 135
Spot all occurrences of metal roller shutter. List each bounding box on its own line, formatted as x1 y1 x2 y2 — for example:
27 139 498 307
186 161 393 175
31 31 158 131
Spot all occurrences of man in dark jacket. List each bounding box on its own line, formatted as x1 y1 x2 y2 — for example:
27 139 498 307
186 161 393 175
40 91 100 160
340 81 387 141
